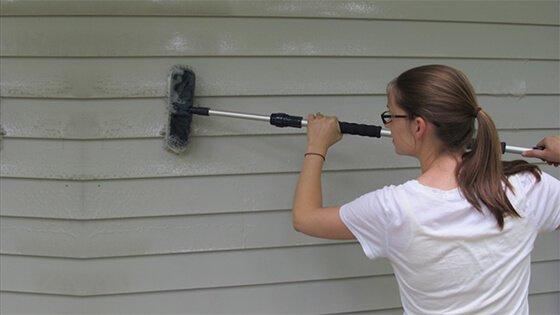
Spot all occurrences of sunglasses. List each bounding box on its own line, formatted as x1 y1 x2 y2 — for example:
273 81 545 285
380 110 409 124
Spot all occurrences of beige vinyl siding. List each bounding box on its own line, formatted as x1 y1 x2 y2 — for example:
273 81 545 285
1 95 559 139
2 210 559 259
2 18 559 58
1 130 557 179
0 282 558 314
1 0 558 25
1 1 559 314
0 255 557 296
2 58 559 98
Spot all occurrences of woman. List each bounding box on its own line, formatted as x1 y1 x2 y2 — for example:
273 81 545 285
291 65 560 314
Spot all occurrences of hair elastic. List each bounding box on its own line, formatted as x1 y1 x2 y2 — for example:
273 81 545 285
474 107 482 118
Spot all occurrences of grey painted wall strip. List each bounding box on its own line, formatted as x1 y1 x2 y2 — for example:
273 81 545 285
1 0 558 26
1 130 557 179
0 168 431 219
2 165 558 219
4 275 396 314
1 95 558 139
0 210 350 258
1 58 558 98
0 289 555 315
2 17 558 59
0 247 395 295
1 210 557 259
0 252 556 296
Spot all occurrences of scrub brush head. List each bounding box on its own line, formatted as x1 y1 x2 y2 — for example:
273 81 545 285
165 66 195 153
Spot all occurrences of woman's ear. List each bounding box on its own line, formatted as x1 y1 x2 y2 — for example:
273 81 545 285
413 116 427 140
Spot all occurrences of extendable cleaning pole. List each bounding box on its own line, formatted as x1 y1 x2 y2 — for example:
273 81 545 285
187 107 533 155
165 66 541 155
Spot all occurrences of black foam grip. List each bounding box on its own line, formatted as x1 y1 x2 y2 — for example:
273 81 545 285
339 122 382 138
500 142 506 154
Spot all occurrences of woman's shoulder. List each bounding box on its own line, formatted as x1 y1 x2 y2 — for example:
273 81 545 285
508 170 557 192
506 170 559 212
367 180 418 198
358 181 426 214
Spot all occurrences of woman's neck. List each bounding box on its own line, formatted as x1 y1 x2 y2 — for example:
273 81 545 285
417 150 462 189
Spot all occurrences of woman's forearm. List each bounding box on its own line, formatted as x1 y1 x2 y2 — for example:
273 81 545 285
292 146 326 225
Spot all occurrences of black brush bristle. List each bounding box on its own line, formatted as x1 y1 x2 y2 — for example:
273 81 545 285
165 66 195 153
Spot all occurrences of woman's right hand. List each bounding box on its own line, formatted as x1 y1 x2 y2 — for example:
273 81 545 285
522 135 560 167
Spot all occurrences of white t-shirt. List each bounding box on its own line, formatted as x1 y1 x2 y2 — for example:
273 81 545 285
339 171 560 315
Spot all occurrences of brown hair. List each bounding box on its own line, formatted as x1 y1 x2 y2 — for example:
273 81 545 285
387 64 541 230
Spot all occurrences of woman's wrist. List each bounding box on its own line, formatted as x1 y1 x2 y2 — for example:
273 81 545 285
306 144 328 156
304 152 326 162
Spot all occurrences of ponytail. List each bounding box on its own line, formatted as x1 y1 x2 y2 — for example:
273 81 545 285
457 109 541 230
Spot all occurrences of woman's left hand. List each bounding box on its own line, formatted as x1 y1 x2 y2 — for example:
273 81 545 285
306 113 343 154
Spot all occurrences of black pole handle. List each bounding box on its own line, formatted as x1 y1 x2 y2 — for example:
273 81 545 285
270 113 382 138
339 122 382 138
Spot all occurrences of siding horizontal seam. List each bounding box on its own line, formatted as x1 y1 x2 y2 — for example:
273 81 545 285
1 246 557 262
0 15 557 27
2 93 560 100
0 241 362 259
1 93 560 100
0 273 556 298
0 207 294 221
1 162 555 180
1 56 559 61
2 129 554 142
0 274 395 297
0 165 425 181
1 165 555 181
3 130 559 141
4 128 558 140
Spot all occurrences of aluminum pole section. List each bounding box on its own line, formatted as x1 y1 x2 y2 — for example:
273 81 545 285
208 109 271 122
206 109 531 154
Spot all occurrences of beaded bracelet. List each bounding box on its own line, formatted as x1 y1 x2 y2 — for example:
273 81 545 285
304 152 326 161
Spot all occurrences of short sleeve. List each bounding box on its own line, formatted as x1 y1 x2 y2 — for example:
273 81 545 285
522 171 560 233
339 186 393 259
